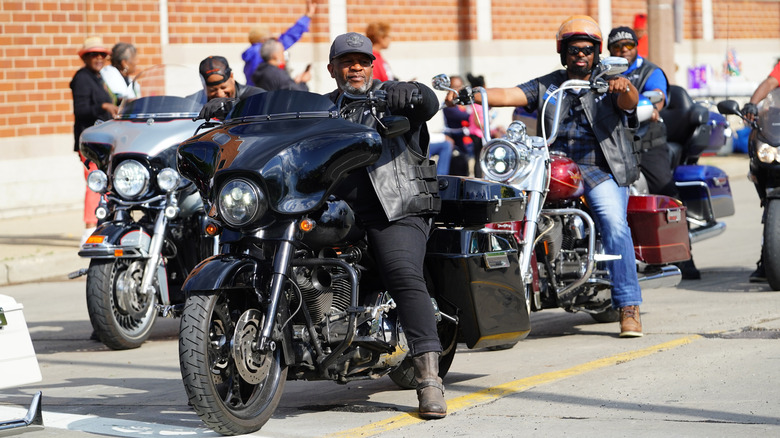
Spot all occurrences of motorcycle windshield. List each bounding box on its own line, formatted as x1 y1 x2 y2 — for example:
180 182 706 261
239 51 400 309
227 89 338 119
117 64 205 120
758 89 780 146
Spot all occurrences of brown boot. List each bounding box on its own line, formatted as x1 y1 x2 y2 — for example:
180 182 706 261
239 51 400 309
412 352 447 419
619 305 643 338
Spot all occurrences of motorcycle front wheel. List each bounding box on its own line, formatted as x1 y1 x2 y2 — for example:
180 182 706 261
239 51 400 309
85 258 157 350
764 199 780 291
179 290 287 436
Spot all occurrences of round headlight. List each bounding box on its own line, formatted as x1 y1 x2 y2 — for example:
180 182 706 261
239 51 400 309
481 139 522 182
87 170 108 193
756 142 778 164
157 168 180 192
113 160 150 199
218 178 268 227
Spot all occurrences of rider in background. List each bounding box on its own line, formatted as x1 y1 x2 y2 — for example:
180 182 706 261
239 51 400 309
608 26 701 281
195 56 265 104
741 59 780 283
325 32 446 419
446 16 645 338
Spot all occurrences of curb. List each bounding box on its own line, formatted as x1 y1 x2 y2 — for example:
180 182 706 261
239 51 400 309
0 253 87 286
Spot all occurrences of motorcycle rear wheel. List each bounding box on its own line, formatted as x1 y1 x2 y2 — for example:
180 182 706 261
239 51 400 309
179 290 287 436
85 258 157 350
764 199 780 291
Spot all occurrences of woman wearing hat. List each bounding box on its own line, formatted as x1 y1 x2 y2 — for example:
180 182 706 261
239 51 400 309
70 36 119 241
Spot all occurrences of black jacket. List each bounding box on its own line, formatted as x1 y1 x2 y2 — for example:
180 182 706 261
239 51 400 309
252 63 308 92
530 70 640 186
70 67 114 151
328 80 441 223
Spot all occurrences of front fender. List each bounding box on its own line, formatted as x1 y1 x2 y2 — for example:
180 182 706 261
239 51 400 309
182 254 259 292
78 222 152 258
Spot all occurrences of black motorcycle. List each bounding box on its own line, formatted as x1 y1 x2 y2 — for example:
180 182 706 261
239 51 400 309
718 89 780 289
73 65 216 350
175 89 530 435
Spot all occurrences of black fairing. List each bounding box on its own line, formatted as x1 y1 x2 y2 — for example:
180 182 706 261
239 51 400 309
80 141 113 170
178 90 384 215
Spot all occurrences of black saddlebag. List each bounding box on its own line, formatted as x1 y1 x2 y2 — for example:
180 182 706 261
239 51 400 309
435 176 527 227
425 228 531 349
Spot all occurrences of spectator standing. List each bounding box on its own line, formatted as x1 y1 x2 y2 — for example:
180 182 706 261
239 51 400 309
366 22 396 82
70 36 118 241
101 42 139 103
252 39 311 91
242 0 317 86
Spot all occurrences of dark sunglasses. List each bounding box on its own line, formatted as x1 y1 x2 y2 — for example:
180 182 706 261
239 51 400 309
567 45 596 56
84 52 107 58
610 42 637 51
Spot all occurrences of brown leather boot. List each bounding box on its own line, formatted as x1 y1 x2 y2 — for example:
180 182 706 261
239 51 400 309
412 352 447 419
619 305 643 338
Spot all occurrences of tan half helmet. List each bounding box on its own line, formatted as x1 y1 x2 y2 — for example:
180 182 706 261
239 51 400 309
555 15 603 66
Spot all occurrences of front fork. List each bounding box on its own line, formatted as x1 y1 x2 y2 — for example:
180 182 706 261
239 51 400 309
257 221 298 352
139 193 177 298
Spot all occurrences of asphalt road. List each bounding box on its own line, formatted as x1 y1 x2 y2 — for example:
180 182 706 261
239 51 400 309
2 155 780 437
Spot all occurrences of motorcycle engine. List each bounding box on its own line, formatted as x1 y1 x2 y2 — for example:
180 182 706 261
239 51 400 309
293 265 352 324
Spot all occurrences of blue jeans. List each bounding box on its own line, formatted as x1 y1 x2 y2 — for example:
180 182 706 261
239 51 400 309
584 177 643 309
428 140 452 175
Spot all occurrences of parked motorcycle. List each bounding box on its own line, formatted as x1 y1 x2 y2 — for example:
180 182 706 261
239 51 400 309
659 85 735 244
433 57 690 327
71 65 216 350
718 89 780 290
175 88 530 435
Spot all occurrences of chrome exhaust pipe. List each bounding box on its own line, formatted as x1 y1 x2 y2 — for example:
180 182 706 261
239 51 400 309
638 265 682 289
689 221 726 244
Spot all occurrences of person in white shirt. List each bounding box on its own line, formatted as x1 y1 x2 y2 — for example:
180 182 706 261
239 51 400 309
101 42 139 102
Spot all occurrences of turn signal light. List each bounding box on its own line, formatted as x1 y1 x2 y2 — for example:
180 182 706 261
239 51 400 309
85 235 106 244
299 218 316 233
205 223 221 237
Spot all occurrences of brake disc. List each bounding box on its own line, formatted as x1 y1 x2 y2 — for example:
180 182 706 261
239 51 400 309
115 260 153 318
232 309 271 384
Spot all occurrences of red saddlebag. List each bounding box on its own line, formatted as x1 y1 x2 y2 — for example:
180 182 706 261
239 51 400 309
627 195 691 264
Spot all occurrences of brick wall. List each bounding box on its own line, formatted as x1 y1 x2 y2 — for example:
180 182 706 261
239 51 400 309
1 0 778 141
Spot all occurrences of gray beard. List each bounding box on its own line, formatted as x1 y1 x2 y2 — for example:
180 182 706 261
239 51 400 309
342 74 373 94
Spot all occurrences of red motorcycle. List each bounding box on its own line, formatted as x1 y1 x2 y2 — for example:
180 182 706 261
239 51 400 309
433 57 690 327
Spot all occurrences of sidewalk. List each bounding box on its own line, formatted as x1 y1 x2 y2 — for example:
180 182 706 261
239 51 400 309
0 154 752 286
0 208 87 286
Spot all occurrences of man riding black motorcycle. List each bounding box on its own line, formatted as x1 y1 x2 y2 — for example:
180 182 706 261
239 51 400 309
608 26 701 280
445 15 645 338
325 32 446 419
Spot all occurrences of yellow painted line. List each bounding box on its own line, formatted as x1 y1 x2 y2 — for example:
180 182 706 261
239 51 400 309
326 334 702 438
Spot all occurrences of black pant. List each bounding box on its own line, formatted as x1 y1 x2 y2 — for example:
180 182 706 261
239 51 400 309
365 216 441 357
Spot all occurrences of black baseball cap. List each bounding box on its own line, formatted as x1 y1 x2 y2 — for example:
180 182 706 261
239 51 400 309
329 32 376 62
199 56 232 86
608 26 638 47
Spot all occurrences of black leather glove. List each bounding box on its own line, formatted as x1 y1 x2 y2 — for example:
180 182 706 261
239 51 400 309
384 82 419 110
458 86 474 105
742 102 758 118
196 97 237 121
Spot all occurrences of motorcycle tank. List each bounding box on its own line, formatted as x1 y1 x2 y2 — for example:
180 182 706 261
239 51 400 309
178 90 384 215
547 153 584 202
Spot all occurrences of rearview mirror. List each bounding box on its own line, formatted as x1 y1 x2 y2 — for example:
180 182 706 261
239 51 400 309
432 74 452 92
592 56 629 81
717 99 741 116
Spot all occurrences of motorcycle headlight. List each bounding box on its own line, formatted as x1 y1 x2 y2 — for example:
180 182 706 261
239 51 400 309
113 159 150 199
157 167 180 192
756 142 779 164
87 170 108 194
218 178 268 227
481 139 529 182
